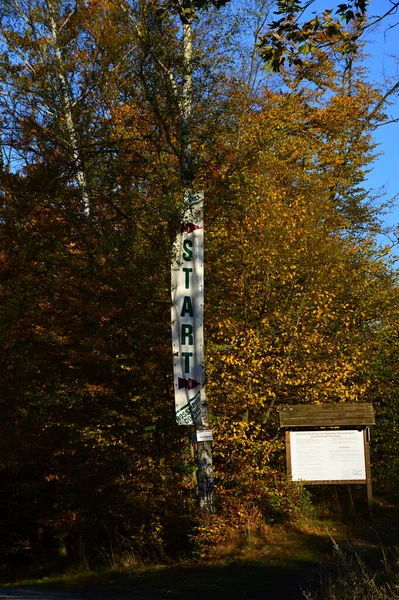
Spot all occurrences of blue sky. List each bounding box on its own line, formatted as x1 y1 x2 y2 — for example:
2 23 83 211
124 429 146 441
362 0 399 246
302 1 399 251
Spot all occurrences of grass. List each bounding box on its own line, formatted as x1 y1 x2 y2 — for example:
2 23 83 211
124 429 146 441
303 543 399 599
0 523 334 599
1 560 321 599
2 501 399 599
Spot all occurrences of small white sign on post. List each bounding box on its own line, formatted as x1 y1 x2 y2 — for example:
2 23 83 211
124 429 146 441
192 429 213 443
289 430 366 482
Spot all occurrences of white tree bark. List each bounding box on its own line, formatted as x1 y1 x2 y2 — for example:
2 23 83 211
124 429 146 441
181 21 193 190
180 16 214 513
120 0 215 511
46 0 91 218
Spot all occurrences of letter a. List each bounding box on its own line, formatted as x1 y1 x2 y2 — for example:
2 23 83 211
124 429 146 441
181 296 194 317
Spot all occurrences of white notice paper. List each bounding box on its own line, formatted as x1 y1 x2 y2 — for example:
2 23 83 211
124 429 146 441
290 430 366 482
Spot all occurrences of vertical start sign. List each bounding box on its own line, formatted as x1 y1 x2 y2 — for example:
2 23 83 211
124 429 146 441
171 191 205 426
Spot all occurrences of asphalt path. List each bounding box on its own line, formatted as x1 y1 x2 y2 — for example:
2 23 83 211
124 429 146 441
0 583 308 600
0 589 150 600
0 591 141 600
0 591 86 600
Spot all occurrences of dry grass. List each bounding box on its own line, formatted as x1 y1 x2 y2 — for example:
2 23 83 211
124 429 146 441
3 503 399 599
304 542 399 599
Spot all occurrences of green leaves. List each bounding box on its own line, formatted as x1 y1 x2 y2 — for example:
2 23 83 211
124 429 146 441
257 0 369 73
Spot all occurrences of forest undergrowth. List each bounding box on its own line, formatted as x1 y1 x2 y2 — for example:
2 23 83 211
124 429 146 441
2 494 399 600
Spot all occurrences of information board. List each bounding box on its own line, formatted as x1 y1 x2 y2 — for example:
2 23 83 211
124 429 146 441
289 430 366 483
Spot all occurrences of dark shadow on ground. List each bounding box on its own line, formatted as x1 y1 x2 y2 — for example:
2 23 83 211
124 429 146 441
3 503 399 600
0 559 324 600
90 560 321 599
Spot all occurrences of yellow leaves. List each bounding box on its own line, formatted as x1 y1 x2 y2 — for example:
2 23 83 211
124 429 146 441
67 241 84 256
201 56 398 533
44 474 60 482
208 200 389 408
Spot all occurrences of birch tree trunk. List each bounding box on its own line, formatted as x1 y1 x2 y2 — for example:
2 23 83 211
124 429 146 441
181 21 193 191
180 16 214 513
47 0 91 218
119 0 215 512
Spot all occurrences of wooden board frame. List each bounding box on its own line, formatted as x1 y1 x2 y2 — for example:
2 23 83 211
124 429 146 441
279 403 374 428
280 404 375 519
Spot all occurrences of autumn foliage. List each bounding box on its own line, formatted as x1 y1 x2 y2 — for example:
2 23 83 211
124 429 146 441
0 0 397 565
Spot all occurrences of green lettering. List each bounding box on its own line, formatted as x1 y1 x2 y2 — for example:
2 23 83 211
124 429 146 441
182 352 193 373
181 324 194 345
181 296 194 317
183 267 193 289
182 239 193 261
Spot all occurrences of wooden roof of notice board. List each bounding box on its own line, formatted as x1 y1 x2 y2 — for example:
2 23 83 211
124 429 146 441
278 404 375 428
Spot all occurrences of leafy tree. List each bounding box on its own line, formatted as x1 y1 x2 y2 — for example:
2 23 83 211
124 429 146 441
257 0 369 71
200 50 397 538
0 0 188 561
0 0 397 563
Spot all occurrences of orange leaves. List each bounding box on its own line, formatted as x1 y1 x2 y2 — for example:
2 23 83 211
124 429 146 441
86 383 110 396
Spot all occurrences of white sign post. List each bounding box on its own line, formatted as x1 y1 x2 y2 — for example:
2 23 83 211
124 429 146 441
171 191 214 512
171 191 206 426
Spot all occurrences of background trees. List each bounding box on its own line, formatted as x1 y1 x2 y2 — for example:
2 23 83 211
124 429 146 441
0 0 397 564
201 50 397 533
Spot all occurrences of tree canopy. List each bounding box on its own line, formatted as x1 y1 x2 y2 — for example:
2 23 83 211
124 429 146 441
0 0 398 563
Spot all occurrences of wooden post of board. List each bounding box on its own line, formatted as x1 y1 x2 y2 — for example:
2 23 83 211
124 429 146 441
285 431 292 479
364 428 373 520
